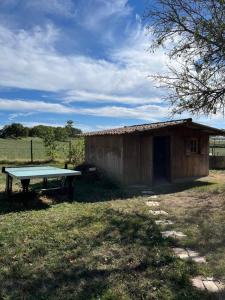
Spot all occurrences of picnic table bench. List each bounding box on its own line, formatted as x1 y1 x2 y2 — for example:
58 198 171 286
2 165 81 199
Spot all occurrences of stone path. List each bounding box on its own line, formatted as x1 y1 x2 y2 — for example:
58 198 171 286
172 247 206 263
191 276 225 293
155 220 174 225
149 210 168 216
144 194 224 293
161 230 187 239
146 201 160 207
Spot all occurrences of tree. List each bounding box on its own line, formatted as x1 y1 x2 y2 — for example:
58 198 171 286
65 120 74 137
54 127 68 141
145 0 225 115
0 123 29 138
65 120 82 137
42 128 57 160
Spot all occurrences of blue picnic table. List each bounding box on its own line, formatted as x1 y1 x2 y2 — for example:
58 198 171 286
2 165 81 198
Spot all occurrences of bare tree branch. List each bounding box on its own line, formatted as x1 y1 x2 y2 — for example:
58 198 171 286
145 0 225 115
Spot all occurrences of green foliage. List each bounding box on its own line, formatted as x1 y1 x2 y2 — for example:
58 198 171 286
65 120 82 137
0 123 29 138
54 127 69 141
43 129 58 160
68 138 85 166
1 121 82 140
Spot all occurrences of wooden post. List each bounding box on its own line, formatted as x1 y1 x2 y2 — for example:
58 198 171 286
69 140 72 163
31 139 33 163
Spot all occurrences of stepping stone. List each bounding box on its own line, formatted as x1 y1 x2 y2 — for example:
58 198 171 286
161 230 187 239
191 277 205 291
172 248 206 263
149 210 168 216
142 190 155 195
191 276 225 292
192 256 206 263
186 249 206 263
172 247 189 259
146 201 159 207
155 220 174 225
203 280 219 292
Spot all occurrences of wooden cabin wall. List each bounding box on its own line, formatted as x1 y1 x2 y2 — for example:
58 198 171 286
85 135 124 181
170 129 209 180
122 134 153 185
85 126 210 185
123 135 141 184
140 135 153 185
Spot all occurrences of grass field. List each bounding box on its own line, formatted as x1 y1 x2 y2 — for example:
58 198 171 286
0 164 224 299
0 137 83 162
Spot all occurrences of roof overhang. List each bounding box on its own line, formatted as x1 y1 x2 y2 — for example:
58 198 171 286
79 118 225 137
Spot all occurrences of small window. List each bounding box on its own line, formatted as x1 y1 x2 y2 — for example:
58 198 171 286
185 138 199 155
190 138 199 153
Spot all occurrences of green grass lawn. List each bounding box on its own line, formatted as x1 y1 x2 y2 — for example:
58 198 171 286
0 166 224 299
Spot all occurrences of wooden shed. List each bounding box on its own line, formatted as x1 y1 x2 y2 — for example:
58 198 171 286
83 119 224 185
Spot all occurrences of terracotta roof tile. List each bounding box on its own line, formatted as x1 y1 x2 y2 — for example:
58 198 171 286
81 118 224 136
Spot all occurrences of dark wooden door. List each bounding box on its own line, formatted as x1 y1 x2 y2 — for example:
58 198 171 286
153 136 171 182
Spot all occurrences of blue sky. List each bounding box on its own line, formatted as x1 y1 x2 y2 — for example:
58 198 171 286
0 0 223 131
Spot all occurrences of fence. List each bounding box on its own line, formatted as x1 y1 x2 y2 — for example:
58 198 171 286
0 138 83 163
209 156 225 169
209 137 225 169
209 137 225 156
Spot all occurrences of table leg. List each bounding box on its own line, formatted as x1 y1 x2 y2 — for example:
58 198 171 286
21 179 30 193
6 174 13 196
43 178 48 189
67 176 75 200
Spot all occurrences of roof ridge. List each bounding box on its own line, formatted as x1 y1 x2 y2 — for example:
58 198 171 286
123 118 192 128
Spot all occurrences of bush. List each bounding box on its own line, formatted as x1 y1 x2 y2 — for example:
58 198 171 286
69 138 85 166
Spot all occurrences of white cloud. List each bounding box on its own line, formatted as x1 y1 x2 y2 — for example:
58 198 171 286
8 112 35 121
79 104 168 121
0 98 168 121
0 23 167 105
0 99 75 114
64 90 162 104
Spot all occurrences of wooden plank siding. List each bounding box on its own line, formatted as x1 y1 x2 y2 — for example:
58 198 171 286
85 135 124 181
170 129 209 180
85 126 210 185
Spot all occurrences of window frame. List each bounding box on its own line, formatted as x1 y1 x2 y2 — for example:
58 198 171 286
190 138 199 154
185 137 200 155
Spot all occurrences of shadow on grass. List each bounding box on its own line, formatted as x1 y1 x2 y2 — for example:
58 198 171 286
0 208 218 300
0 191 50 214
153 180 215 195
0 176 216 215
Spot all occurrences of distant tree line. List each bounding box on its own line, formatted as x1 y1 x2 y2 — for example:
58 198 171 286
0 120 82 141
